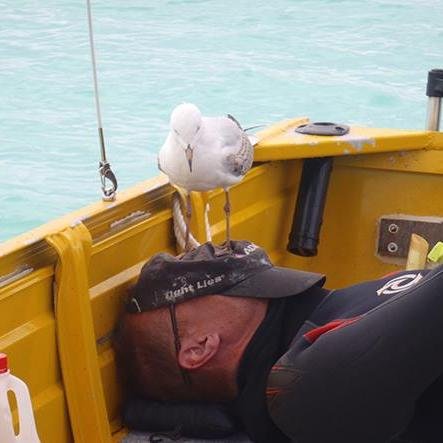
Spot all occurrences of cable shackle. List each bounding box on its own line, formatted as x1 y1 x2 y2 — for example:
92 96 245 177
99 160 118 200
86 0 118 201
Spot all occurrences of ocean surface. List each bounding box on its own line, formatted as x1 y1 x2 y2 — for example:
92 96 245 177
1 0 442 243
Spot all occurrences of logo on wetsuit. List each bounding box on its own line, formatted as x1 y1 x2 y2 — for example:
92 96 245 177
376 273 423 296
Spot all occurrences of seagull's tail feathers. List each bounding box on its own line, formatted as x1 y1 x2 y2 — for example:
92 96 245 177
227 115 262 145
248 134 259 146
244 124 266 132
226 114 243 130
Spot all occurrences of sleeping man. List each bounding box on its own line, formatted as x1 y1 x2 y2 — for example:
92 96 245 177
114 240 443 443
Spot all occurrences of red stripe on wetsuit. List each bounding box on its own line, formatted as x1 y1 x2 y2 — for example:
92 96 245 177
303 316 362 343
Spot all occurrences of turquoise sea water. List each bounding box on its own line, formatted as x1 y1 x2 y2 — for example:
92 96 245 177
0 0 442 243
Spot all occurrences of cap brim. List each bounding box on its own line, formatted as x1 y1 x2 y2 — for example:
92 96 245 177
222 266 325 299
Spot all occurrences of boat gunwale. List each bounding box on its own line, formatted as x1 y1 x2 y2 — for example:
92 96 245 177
2 119 442 289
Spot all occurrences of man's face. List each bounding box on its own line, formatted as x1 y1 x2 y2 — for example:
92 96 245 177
115 294 268 401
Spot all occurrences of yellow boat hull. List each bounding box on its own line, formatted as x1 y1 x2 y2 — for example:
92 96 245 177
1 119 442 442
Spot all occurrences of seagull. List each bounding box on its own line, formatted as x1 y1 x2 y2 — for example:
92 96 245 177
158 103 254 250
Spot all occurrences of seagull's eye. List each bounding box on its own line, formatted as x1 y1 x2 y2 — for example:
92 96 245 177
196 125 201 133
173 129 179 135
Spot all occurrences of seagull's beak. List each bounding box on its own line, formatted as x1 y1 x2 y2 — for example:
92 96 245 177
185 145 193 172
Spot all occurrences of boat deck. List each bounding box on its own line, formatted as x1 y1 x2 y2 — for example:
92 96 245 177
123 432 251 442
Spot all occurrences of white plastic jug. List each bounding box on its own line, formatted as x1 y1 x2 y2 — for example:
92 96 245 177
0 353 40 443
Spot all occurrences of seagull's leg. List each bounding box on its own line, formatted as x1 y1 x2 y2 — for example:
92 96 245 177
224 188 231 247
185 191 192 251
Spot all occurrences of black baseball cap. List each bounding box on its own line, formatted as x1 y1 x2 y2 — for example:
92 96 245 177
127 240 325 313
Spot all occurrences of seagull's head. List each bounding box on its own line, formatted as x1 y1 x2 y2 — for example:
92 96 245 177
170 103 202 172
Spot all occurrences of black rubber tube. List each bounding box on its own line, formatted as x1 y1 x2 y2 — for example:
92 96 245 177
287 157 333 256
426 69 443 98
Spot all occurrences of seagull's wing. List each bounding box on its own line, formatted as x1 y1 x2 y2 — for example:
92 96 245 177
218 117 254 177
157 154 164 173
157 133 175 176
157 139 166 173
230 130 254 176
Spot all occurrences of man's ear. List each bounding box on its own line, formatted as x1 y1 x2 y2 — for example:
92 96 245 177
178 333 221 370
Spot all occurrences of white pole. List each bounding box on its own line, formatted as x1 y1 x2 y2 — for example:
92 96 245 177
426 97 441 131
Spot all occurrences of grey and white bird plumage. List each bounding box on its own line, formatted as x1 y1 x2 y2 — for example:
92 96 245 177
158 103 254 248
158 103 253 191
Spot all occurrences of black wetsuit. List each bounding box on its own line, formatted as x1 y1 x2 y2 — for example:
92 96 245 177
235 267 443 443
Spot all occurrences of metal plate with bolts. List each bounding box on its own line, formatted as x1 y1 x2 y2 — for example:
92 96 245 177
378 216 443 259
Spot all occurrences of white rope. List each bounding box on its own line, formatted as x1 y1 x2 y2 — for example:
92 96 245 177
172 194 199 250
172 193 212 250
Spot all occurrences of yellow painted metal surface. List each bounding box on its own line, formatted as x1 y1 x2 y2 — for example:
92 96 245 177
0 174 170 263
280 158 443 288
0 265 71 442
0 118 443 441
46 224 111 443
255 118 440 161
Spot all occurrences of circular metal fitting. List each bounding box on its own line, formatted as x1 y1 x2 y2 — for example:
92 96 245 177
388 223 399 234
295 122 350 136
387 242 399 253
